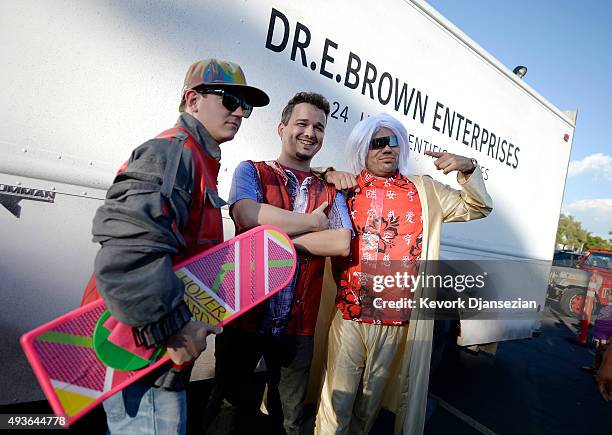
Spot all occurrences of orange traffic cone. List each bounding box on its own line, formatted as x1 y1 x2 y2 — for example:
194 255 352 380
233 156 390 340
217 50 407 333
577 271 602 344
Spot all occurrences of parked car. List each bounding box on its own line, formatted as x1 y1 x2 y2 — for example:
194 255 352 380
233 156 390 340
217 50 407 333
552 250 582 268
548 248 612 317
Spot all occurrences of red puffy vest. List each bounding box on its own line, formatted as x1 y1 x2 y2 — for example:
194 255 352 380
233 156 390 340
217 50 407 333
231 161 336 336
81 126 223 305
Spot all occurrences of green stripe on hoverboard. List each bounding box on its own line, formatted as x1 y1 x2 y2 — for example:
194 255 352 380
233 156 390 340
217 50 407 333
209 259 294 294
38 331 93 348
268 259 295 267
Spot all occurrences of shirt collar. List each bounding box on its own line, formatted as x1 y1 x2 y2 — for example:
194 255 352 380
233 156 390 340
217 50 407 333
358 169 406 187
176 112 222 161
267 160 313 187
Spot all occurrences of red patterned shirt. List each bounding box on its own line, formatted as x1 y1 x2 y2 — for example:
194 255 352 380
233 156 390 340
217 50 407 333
335 170 423 325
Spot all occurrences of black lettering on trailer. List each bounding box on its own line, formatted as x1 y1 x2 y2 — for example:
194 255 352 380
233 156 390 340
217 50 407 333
378 72 393 105
320 38 338 80
361 62 378 100
291 22 312 67
265 8 290 53
344 52 362 89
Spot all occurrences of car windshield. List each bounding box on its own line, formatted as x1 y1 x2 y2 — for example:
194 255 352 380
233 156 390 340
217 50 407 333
553 251 580 267
585 252 612 269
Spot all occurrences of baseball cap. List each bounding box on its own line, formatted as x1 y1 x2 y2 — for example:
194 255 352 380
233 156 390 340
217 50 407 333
179 59 270 111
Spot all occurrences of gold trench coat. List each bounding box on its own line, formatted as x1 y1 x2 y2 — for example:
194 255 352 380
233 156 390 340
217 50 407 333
308 167 493 435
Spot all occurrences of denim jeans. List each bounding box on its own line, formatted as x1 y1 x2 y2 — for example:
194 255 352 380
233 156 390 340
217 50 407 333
103 380 187 434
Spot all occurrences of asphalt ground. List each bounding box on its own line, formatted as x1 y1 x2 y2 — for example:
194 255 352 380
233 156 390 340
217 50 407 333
2 300 610 434
422 301 611 435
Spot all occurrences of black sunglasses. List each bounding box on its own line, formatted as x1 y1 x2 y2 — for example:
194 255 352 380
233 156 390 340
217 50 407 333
195 88 253 118
369 135 399 150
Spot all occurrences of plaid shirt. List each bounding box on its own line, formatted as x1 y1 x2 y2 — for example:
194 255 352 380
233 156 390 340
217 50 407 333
229 160 351 335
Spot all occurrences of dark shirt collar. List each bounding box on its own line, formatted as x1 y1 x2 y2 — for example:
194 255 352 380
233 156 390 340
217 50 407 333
176 112 221 161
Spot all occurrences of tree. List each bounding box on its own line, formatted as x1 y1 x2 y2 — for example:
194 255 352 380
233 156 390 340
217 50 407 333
584 234 612 251
555 214 589 251
556 214 612 251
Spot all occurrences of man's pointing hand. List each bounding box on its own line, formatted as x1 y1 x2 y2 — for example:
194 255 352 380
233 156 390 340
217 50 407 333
425 151 475 175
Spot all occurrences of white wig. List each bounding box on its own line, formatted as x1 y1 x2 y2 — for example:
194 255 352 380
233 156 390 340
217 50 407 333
345 113 410 176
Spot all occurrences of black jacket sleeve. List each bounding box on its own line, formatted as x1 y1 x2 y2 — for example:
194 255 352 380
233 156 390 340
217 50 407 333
92 135 196 346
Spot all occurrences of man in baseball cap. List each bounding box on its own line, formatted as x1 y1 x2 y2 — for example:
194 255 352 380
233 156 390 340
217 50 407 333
91 59 268 434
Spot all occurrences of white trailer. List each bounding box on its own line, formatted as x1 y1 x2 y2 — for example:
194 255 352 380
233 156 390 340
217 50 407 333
0 0 575 405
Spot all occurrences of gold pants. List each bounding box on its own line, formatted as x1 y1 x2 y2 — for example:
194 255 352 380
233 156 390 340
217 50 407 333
315 311 409 435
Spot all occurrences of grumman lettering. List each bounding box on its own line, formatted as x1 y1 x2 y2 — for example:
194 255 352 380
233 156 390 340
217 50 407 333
0 184 56 202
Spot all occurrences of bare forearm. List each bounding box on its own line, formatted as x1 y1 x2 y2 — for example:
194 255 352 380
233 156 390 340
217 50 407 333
232 200 319 236
257 204 320 235
292 229 351 257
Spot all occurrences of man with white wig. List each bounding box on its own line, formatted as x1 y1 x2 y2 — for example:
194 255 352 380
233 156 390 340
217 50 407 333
316 112 492 434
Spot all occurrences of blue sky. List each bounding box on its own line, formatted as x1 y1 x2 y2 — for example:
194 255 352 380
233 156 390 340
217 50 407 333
427 0 612 239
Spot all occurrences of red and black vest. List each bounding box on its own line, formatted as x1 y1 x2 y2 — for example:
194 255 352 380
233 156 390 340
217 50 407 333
81 126 223 305
231 160 336 336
